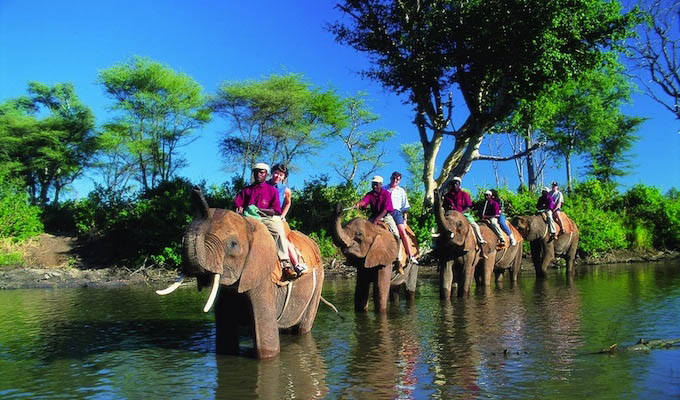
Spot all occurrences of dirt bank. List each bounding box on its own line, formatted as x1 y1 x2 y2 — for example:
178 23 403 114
1 233 678 290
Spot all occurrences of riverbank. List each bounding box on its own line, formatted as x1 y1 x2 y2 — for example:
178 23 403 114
0 233 678 289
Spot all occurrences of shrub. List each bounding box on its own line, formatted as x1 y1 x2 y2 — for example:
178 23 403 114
0 168 42 241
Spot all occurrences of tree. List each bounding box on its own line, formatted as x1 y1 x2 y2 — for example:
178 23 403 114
400 142 424 192
209 74 345 179
0 82 97 204
331 0 640 202
544 59 637 191
98 56 211 191
585 115 644 182
627 0 679 120
328 93 394 185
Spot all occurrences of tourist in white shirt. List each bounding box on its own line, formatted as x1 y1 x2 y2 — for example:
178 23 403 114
385 171 418 265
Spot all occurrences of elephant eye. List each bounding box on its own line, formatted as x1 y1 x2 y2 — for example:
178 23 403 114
229 240 239 249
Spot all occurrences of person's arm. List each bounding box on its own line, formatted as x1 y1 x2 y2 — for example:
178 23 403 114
373 208 388 224
234 190 245 214
281 187 292 219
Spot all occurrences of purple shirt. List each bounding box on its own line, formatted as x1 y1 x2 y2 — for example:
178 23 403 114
482 198 501 217
536 192 555 211
235 182 282 215
359 188 394 221
443 189 472 213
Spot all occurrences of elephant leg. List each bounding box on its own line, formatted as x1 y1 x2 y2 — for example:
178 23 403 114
405 263 418 300
440 259 454 299
530 241 545 279
389 285 401 302
298 269 323 334
457 257 474 297
374 266 391 313
481 252 495 286
511 246 522 282
540 241 555 278
214 290 240 355
355 268 371 312
249 286 280 359
565 235 579 273
495 269 504 282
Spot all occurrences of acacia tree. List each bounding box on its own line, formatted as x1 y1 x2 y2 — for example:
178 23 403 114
331 0 639 202
627 0 679 120
98 56 211 191
209 74 345 179
544 59 637 191
585 114 644 182
0 82 96 204
328 93 394 185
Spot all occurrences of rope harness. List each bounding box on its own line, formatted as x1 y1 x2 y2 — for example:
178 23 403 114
277 267 317 323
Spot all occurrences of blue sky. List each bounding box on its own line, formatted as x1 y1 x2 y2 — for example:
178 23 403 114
1 0 679 198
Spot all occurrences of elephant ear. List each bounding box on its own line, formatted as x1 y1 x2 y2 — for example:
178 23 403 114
238 217 278 293
365 231 398 269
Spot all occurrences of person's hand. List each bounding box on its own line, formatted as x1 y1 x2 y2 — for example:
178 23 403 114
236 207 243 214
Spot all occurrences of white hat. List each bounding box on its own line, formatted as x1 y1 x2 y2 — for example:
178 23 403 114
371 175 384 184
542 186 549 192
484 190 492 195
252 162 270 174
452 176 462 183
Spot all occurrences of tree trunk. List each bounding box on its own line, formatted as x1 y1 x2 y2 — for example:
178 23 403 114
566 153 572 193
526 132 537 191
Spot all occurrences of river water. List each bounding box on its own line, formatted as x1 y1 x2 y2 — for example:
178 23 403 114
0 261 678 399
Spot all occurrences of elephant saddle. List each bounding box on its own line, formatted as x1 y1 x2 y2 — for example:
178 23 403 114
376 221 418 267
269 222 322 285
541 212 576 236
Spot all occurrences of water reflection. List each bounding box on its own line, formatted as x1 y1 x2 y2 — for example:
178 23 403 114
0 261 679 399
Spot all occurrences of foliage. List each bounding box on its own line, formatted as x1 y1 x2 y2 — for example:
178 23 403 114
98 56 210 192
66 178 194 269
400 142 424 192
0 167 43 241
209 74 345 180
585 115 644 183
622 184 680 248
331 0 641 201
308 229 338 259
327 93 394 185
0 82 97 204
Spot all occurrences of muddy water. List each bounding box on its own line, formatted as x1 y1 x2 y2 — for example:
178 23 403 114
0 261 678 399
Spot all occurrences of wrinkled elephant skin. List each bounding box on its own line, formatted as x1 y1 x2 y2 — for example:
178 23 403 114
180 188 324 359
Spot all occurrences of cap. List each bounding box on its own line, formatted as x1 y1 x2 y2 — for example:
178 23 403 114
542 186 550 192
371 175 384 184
484 190 492 195
252 162 270 174
452 176 462 183
551 181 558 186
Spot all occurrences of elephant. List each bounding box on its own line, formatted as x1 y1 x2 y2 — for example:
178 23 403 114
512 213 579 278
433 192 523 298
331 203 419 312
156 187 324 359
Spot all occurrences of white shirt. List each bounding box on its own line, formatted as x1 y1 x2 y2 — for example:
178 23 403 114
551 190 564 208
384 184 410 213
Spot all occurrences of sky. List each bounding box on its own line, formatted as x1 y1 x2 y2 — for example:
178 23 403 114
1 0 679 198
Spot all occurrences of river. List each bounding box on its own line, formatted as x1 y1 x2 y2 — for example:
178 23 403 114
0 261 678 399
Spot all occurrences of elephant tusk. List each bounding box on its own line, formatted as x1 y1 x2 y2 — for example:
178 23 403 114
203 273 221 313
155 273 185 295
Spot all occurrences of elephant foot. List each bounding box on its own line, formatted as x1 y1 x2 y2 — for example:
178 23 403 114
406 291 415 301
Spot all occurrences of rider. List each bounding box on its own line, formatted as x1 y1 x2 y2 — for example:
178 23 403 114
234 162 301 280
481 190 506 246
491 189 517 246
385 171 418 265
442 176 487 245
537 186 557 240
550 181 565 235
268 163 307 275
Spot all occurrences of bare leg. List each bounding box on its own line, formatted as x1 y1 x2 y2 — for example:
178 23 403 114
397 223 413 257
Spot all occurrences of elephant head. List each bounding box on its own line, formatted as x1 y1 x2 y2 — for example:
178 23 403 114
332 203 398 268
158 187 278 312
433 190 470 248
511 215 541 241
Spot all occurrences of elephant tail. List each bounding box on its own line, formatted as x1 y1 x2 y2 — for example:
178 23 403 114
320 296 344 319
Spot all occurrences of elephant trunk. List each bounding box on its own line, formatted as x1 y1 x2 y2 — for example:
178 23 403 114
332 203 353 249
433 191 454 237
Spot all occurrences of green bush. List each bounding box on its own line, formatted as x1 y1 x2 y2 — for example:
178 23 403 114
0 168 43 241
308 229 338 259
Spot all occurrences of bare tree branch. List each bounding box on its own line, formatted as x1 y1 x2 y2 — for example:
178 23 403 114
476 141 544 161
